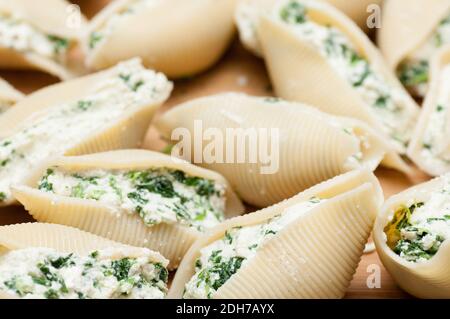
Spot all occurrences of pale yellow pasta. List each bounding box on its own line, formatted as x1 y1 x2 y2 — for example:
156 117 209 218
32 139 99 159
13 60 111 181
236 0 420 154
84 0 237 78
0 58 172 206
0 223 168 299
374 174 450 298
155 92 409 208
0 0 87 79
13 149 244 269
407 45 450 176
169 170 382 299
0 77 23 114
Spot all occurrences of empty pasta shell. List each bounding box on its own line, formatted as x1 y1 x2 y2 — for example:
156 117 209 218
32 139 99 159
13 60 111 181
373 174 450 298
155 92 409 208
0 58 172 206
169 169 382 299
236 0 420 154
0 222 168 299
12 149 244 269
0 0 87 79
0 77 23 114
84 0 237 78
407 45 450 176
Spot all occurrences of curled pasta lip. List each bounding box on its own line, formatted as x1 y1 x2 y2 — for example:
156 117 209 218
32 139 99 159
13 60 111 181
0 222 169 299
0 77 23 113
155 92 410 208
236 0 420 155
0 0 88 79
169 169 382 299
0 58 172 207
11 149 244 270
83 0 237 78
407 45 450 176
373 175 450 299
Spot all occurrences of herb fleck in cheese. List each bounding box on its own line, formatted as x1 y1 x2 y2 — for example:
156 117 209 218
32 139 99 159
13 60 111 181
275 1 416 152
399 13 450 97
384 177 450 263
39 167 226 231
0 247 168 299
183 197 325 299
0 59 172 204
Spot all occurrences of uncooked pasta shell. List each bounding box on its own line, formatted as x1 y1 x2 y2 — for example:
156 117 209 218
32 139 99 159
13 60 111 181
155 92 407 207
0 222 168 299
407 45 450 176
377 0 450 70
254 1 419 153
0 0 87 79
169 169 382 298
12 149 244 269
0 61 172 206
85 0 236 78
373 176 450 298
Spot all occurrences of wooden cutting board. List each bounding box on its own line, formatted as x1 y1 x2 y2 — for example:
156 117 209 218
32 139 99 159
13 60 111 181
0 0 432 299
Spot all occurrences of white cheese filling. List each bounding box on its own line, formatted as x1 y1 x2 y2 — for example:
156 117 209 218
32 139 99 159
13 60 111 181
0 59 172 203
386 175 450 263
89 0 159 51
183 197 325 299
38 167 226 231
399 13 450 97
420 63 450 170
0 12 70 62
0 247 168 299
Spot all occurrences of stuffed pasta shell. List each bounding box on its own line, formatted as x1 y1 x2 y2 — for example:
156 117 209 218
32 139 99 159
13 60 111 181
0 78 23 114
374 174 450 298
84 0 236 78
0 58 172 206
155 93 409 208
236 0 420 154
0 223 169 299
0 0 87 79
169 170 382 299
13 150 244 269
378 0 450 98
407 46 450 176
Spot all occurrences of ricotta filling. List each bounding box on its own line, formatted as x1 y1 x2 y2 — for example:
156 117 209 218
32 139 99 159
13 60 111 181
38 167 226 231
183 197 325 299
89 0 159 51
275 1 415 152
399 13 450 97
0 12 70 63
384 176 450 262
0 247 168 299
0 59 171 203
419 64 450 170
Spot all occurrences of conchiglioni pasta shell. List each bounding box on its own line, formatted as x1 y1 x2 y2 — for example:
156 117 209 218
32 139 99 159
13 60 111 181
169 169 382 299
155 92 407 207
378 0 450 70
373 176 450 298
0 62 171 206
0 222 168 299
85 0 236 78
0 0 87 79
0 77 23 111
407 45 450 176
255 1 419 153
12 149 244 269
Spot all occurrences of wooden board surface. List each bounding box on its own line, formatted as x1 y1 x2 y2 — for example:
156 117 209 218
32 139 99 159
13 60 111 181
0 0 433 299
